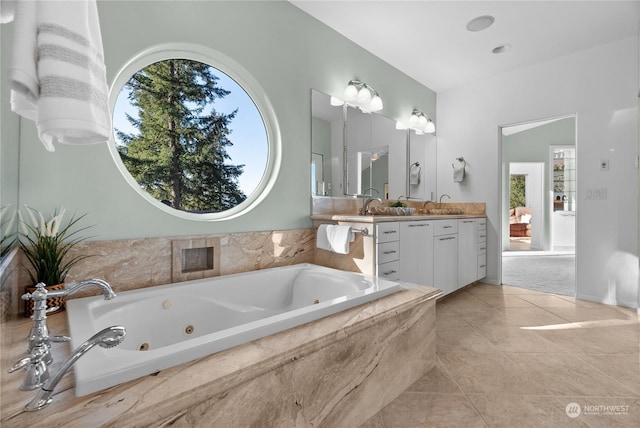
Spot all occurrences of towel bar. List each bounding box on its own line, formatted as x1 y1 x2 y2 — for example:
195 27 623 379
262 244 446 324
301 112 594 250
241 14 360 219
351 227 369 236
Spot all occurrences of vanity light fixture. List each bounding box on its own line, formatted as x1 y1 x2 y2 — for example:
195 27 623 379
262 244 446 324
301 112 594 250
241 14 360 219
343 80 383 112
407 109 435 134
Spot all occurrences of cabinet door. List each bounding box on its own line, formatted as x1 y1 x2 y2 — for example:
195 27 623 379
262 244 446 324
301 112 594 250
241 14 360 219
399 221 434 286
434 234 458 296
458 219 478 287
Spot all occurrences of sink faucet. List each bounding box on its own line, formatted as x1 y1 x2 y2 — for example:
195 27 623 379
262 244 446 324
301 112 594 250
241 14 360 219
439 194 451 204
360 187 380 215
9 279 117 390
24 325 126 411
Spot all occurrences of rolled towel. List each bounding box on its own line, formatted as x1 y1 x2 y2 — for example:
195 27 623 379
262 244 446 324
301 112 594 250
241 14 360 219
453 160 465 182
410 163 421 185
8 0 111 152
316 224 352 255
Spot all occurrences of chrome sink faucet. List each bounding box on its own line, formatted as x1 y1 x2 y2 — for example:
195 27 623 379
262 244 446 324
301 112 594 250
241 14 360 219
8 279 117 391
25 325 126 411
439 194 451 204
360 187 380 215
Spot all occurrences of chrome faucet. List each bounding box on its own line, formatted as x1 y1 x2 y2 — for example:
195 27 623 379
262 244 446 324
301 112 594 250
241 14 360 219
360 187 380 215
439 194 451 204
9 279 116 390
25 325 126 411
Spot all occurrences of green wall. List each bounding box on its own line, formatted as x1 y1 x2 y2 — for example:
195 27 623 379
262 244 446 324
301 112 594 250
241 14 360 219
1 0 436 241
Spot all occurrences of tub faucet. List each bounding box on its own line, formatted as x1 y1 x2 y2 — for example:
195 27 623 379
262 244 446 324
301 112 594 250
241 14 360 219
9 279 116 390
25 325 126 411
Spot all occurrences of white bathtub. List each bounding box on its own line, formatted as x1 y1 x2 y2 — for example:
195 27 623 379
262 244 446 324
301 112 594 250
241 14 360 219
65 263 401 396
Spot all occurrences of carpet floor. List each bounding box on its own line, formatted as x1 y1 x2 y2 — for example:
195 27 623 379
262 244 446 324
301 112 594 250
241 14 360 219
502 252 576 296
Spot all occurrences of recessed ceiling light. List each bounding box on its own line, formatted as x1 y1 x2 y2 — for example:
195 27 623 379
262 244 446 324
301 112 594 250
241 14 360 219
492 44 512 54
466 15 495 32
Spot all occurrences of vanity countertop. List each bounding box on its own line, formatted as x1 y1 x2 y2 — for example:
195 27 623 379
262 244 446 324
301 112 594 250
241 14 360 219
311 214 485 223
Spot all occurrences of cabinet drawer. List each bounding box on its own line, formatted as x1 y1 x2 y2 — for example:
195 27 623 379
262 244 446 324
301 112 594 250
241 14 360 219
376 222 400 243
477 254 487 279
477 218 487 230
377 260 400 281
477 229 487 243
434 219 458 236
378 241 400 264
477 241 487 255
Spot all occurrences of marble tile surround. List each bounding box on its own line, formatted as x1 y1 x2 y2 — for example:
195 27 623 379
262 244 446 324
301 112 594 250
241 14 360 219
0 286 439 427
4 228 315 317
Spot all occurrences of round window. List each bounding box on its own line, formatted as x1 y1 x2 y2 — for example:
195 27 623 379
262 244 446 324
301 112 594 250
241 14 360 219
110 46 279 219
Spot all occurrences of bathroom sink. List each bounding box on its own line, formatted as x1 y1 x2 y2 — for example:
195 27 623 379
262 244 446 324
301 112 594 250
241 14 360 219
368 206 416 216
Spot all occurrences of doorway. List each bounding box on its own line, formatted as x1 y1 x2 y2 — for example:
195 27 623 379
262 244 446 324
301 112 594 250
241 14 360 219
500 116 577 296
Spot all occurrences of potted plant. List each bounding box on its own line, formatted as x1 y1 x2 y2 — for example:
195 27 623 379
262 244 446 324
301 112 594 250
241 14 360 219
19 206 92 316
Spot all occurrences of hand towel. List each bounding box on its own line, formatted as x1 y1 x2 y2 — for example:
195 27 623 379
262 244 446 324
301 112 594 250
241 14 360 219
8 0 111 152
410 163 421 185
453 160 465 182
316 224 352 255
0 0 16 23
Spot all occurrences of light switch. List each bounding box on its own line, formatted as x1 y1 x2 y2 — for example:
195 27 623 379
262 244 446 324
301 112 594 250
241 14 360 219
600 159 609 171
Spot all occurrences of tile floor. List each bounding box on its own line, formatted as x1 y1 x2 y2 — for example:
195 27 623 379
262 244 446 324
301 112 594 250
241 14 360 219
361 283 640 427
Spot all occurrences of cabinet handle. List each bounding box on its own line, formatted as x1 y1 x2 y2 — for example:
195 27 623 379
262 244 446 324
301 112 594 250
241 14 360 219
383 230 397 234
443 225 452 229
479 234 486 238
408 224 427 227
479 246 486 251
462 220 474 223
383 250 397 255
439 236 456 241
383 270 397 276
479 264 486 268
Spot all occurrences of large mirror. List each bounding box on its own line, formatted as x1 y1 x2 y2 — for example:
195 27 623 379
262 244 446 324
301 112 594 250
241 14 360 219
311 89 437 200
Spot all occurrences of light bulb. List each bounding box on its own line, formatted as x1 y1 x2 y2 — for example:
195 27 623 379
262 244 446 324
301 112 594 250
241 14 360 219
418 115 428 128
409 113 419 127
370 95 383 111
357 87 372 104
425 120 435 134
330 96 345 106
344 83 358 102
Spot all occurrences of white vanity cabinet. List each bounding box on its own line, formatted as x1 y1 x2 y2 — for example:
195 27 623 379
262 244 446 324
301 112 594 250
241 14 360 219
433 219 458 296
399 220 434 286
458 219 478 286
375 222 400 281
458 218 488 286
477 218 487 280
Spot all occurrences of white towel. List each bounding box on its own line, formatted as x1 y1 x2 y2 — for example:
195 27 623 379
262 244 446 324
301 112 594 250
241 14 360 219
453 161 465 182
410 164 421 185
8 0 111 152
0 0 16 23
316 224 352 255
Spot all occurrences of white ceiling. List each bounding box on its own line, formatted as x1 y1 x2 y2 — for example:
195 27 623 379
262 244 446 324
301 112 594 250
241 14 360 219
290 0 640 93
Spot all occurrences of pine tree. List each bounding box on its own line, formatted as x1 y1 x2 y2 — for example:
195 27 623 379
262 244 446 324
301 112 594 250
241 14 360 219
116 59 246 212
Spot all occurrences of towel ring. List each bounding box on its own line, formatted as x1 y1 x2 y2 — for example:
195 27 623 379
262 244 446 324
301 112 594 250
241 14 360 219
452 157 467 169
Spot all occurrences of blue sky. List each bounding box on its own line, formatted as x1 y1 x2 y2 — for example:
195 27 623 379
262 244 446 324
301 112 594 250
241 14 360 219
113 65 268 196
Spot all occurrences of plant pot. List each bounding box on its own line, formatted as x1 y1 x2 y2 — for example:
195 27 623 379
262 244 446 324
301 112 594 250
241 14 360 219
23 283 66 317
